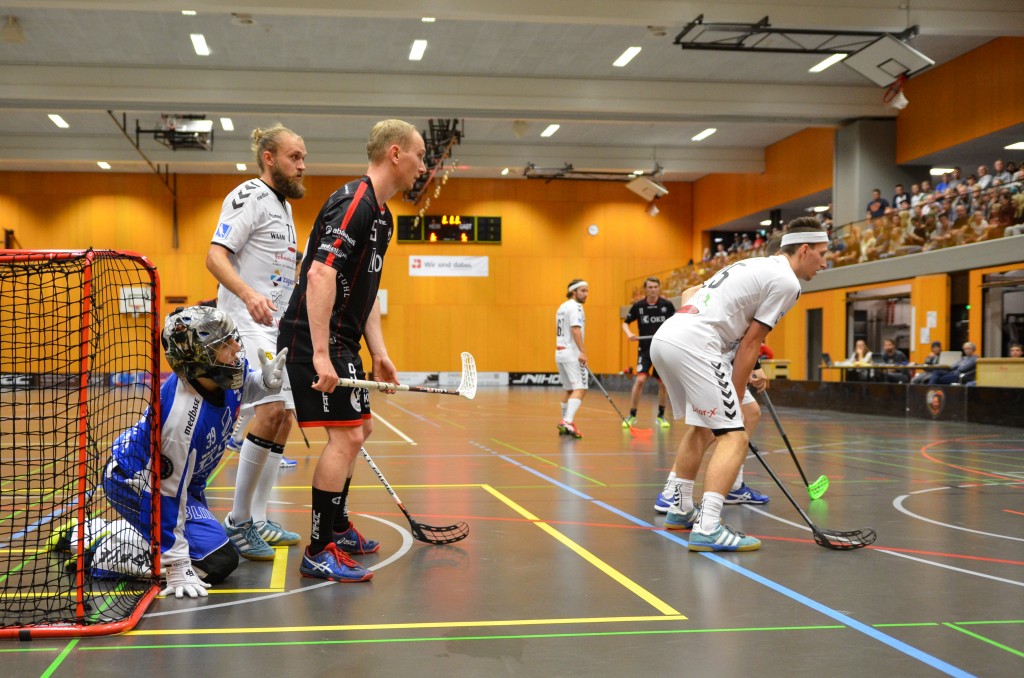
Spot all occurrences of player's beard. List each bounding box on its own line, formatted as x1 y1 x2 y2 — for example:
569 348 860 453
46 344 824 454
271 164 306 200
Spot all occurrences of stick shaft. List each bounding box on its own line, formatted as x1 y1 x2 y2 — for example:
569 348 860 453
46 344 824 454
759 391 812 487
338 377 462 397
587 369 632 425
747 441 819 533
360 447 414 522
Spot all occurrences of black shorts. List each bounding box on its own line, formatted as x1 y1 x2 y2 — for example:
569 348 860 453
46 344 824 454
636 346 660 379
287 355 371 427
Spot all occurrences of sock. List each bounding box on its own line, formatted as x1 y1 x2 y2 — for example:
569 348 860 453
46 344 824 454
731 465 745 492
231 409 254 444
697 492 725 533
629 408 637 418
332 477 353 533
564 397 582 423
251 443 285 524
662 470 677 491
658 405 666 418
228 434 273 525
561 402 568 419
310 487 341 555
674 479 695 512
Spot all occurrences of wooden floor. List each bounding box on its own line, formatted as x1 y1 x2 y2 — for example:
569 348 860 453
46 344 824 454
4 387 1023 677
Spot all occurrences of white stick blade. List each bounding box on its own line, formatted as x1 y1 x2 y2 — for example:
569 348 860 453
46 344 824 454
458 352 477 399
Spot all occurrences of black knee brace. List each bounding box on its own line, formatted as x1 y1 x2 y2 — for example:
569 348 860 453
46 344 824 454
192 542 239 585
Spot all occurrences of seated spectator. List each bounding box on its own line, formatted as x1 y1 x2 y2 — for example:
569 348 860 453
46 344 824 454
909 183 924 207
977 165 992 189
859 228 880 262
892 183 909 211
961 211 993 244
844 339 873 381
934 173 950 193
865 189 889 220
1010 343 1023 358
925 342 978 385
990 190 1016 229
993 159 1013 184
948 167 963 189
920 179 933 195
911 340 943 384
714 243 728 258
925 214 955 250
875 338 909 383
701 246 712 263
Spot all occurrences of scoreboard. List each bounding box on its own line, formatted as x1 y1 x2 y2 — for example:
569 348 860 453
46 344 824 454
396 215 502 244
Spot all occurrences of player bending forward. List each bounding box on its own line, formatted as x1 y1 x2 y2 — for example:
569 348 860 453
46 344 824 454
76 306 287 598
650 218 827 552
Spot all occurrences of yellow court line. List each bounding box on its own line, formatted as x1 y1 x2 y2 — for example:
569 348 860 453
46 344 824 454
268 545 288 590
479 484 682 617
127 614 688 636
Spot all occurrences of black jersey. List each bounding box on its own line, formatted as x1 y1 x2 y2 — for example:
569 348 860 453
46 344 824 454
278 176 392 360
625 296 676 345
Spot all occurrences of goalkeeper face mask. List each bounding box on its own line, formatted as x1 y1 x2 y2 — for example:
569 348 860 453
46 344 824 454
162 306 245 390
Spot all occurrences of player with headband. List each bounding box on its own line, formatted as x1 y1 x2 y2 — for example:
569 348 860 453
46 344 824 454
555 279 589 438
651 218 827 551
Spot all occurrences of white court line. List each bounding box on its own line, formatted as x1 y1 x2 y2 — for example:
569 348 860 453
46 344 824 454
373 411 416 445
893 489 1024 542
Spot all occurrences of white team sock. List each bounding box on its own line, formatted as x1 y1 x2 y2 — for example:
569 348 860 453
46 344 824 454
561 402 568 419
674 479 695 512
697 492 725 533
251 451 283 524
662 471 677 492
229 437 271 525
731 465 745 492
231 408 254 443
564 397 582 423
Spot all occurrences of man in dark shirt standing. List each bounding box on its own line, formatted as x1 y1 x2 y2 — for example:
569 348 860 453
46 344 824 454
866 189 890 220
621 277 675 428
278 120 426 583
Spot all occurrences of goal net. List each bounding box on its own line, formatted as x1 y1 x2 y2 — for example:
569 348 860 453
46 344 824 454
0 249 162 638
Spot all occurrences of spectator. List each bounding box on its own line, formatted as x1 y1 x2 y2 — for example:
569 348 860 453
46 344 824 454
714 243 728 258
875 338 909 383
993 159 1013 184
892 183 909 211
920 179 933 195
925 342 978 385
948 167 963 189
1009 343 1023 358
926 214 955 250
977 165 992 189
935 173 950 193
912 340 943 384
866 189 889 220
702 246 713 263
909 183 924 207
844 339 873 381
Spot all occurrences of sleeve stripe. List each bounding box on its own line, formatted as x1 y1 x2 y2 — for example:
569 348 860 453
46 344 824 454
323 181 368 268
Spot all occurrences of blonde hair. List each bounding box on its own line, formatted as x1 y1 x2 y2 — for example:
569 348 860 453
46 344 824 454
366 119 418 163
251 124 301 171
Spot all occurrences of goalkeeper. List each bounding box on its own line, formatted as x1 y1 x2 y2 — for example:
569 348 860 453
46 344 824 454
98 306 288 599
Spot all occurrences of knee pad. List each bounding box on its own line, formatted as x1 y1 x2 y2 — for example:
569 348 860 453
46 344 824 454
192 543 239 585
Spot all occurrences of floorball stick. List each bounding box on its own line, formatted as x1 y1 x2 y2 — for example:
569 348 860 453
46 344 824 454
587 368 653 438
758 390 829 499
339 352 477 399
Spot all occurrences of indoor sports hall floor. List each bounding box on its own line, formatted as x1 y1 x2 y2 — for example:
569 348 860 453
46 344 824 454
5 387 1022 677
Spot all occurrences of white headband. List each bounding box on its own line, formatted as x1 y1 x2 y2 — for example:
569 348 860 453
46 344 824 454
780 231 829 247
567 280 589 293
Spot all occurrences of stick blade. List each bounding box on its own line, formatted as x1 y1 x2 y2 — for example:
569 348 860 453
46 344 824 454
458 352 477 400
807 475 830 500
813 526 876 550
411 520 470 545
629 427 654 438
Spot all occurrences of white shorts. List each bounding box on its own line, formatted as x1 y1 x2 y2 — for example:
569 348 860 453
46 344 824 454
556 360 589 391
650 337 745 431
239 330 293 411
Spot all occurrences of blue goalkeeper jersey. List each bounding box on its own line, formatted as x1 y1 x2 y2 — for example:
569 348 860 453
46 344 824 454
109 361 270 563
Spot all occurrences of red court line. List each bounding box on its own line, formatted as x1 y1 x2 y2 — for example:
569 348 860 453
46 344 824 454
920 437 1023 484
1004 509 1024 517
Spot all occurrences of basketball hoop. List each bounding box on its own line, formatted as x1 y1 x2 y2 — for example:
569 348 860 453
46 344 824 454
883 73 909 111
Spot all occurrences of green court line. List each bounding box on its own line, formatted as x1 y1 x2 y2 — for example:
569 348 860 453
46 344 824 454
204 450 237 486
490 438 606 486
39 639 77 678
874 622 940 627
0 552 39 585
944 622 1024 658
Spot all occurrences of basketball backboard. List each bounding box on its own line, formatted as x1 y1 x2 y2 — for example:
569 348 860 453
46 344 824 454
843 34 934 87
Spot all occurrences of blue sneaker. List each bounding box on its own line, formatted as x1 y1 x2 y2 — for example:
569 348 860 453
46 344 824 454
256 519 301 546
224 515 276 561
226 436 243 453
665 505 699 531
334 522 380 554
279 456 297 468
300 543 373 583
688 523 761 552
654 486 676 513
725 483 769 505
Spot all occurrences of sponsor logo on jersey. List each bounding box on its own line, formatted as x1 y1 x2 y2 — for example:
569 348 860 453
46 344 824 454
270 232 286 240
690 405 718 418
183 397 201 437
367 251 383 273
256 191 269 200
216 222 232 238
350 390 362 413
160 454 174 480
321 393 330 413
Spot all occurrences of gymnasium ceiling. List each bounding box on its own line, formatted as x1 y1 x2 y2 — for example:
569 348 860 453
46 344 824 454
1 1 1021 227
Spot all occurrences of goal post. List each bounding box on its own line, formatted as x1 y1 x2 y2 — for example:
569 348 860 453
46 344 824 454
0 249 162 638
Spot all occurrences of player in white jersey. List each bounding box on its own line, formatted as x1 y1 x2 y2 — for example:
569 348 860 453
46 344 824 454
68 307 288 598
206 124 306 560
555 279 589 438
650 219 828 552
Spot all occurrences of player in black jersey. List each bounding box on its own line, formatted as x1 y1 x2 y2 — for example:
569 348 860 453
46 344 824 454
278 120 426 583
621 277 676 428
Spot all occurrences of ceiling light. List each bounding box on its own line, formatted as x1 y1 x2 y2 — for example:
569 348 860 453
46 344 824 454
219 117 234 131
421 17 436 23
632 169 645 175
409 39 427 61
190 33 210 56
97 161 111 170
500 167 510 175
760 219 772 226
181 10 197 16
48 114 69 129
691 128 716 141
929 167 954 176
812 205 830 213
613 46 642 68
236 163 247 171
540 124 560 138
1 16 25 44
1005 141 1024 150
809 53 847 73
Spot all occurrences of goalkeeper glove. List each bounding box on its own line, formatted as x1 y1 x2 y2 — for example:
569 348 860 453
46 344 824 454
259 347 288 390
161 559 211 599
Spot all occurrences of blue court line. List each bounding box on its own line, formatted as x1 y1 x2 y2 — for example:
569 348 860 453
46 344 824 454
478 441 974 678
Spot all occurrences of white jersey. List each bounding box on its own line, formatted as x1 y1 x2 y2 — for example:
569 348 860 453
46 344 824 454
555 298 585 362
655 255 801 355
212 178 298 331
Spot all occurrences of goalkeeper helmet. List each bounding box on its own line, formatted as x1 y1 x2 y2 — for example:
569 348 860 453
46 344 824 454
162 306 244 390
